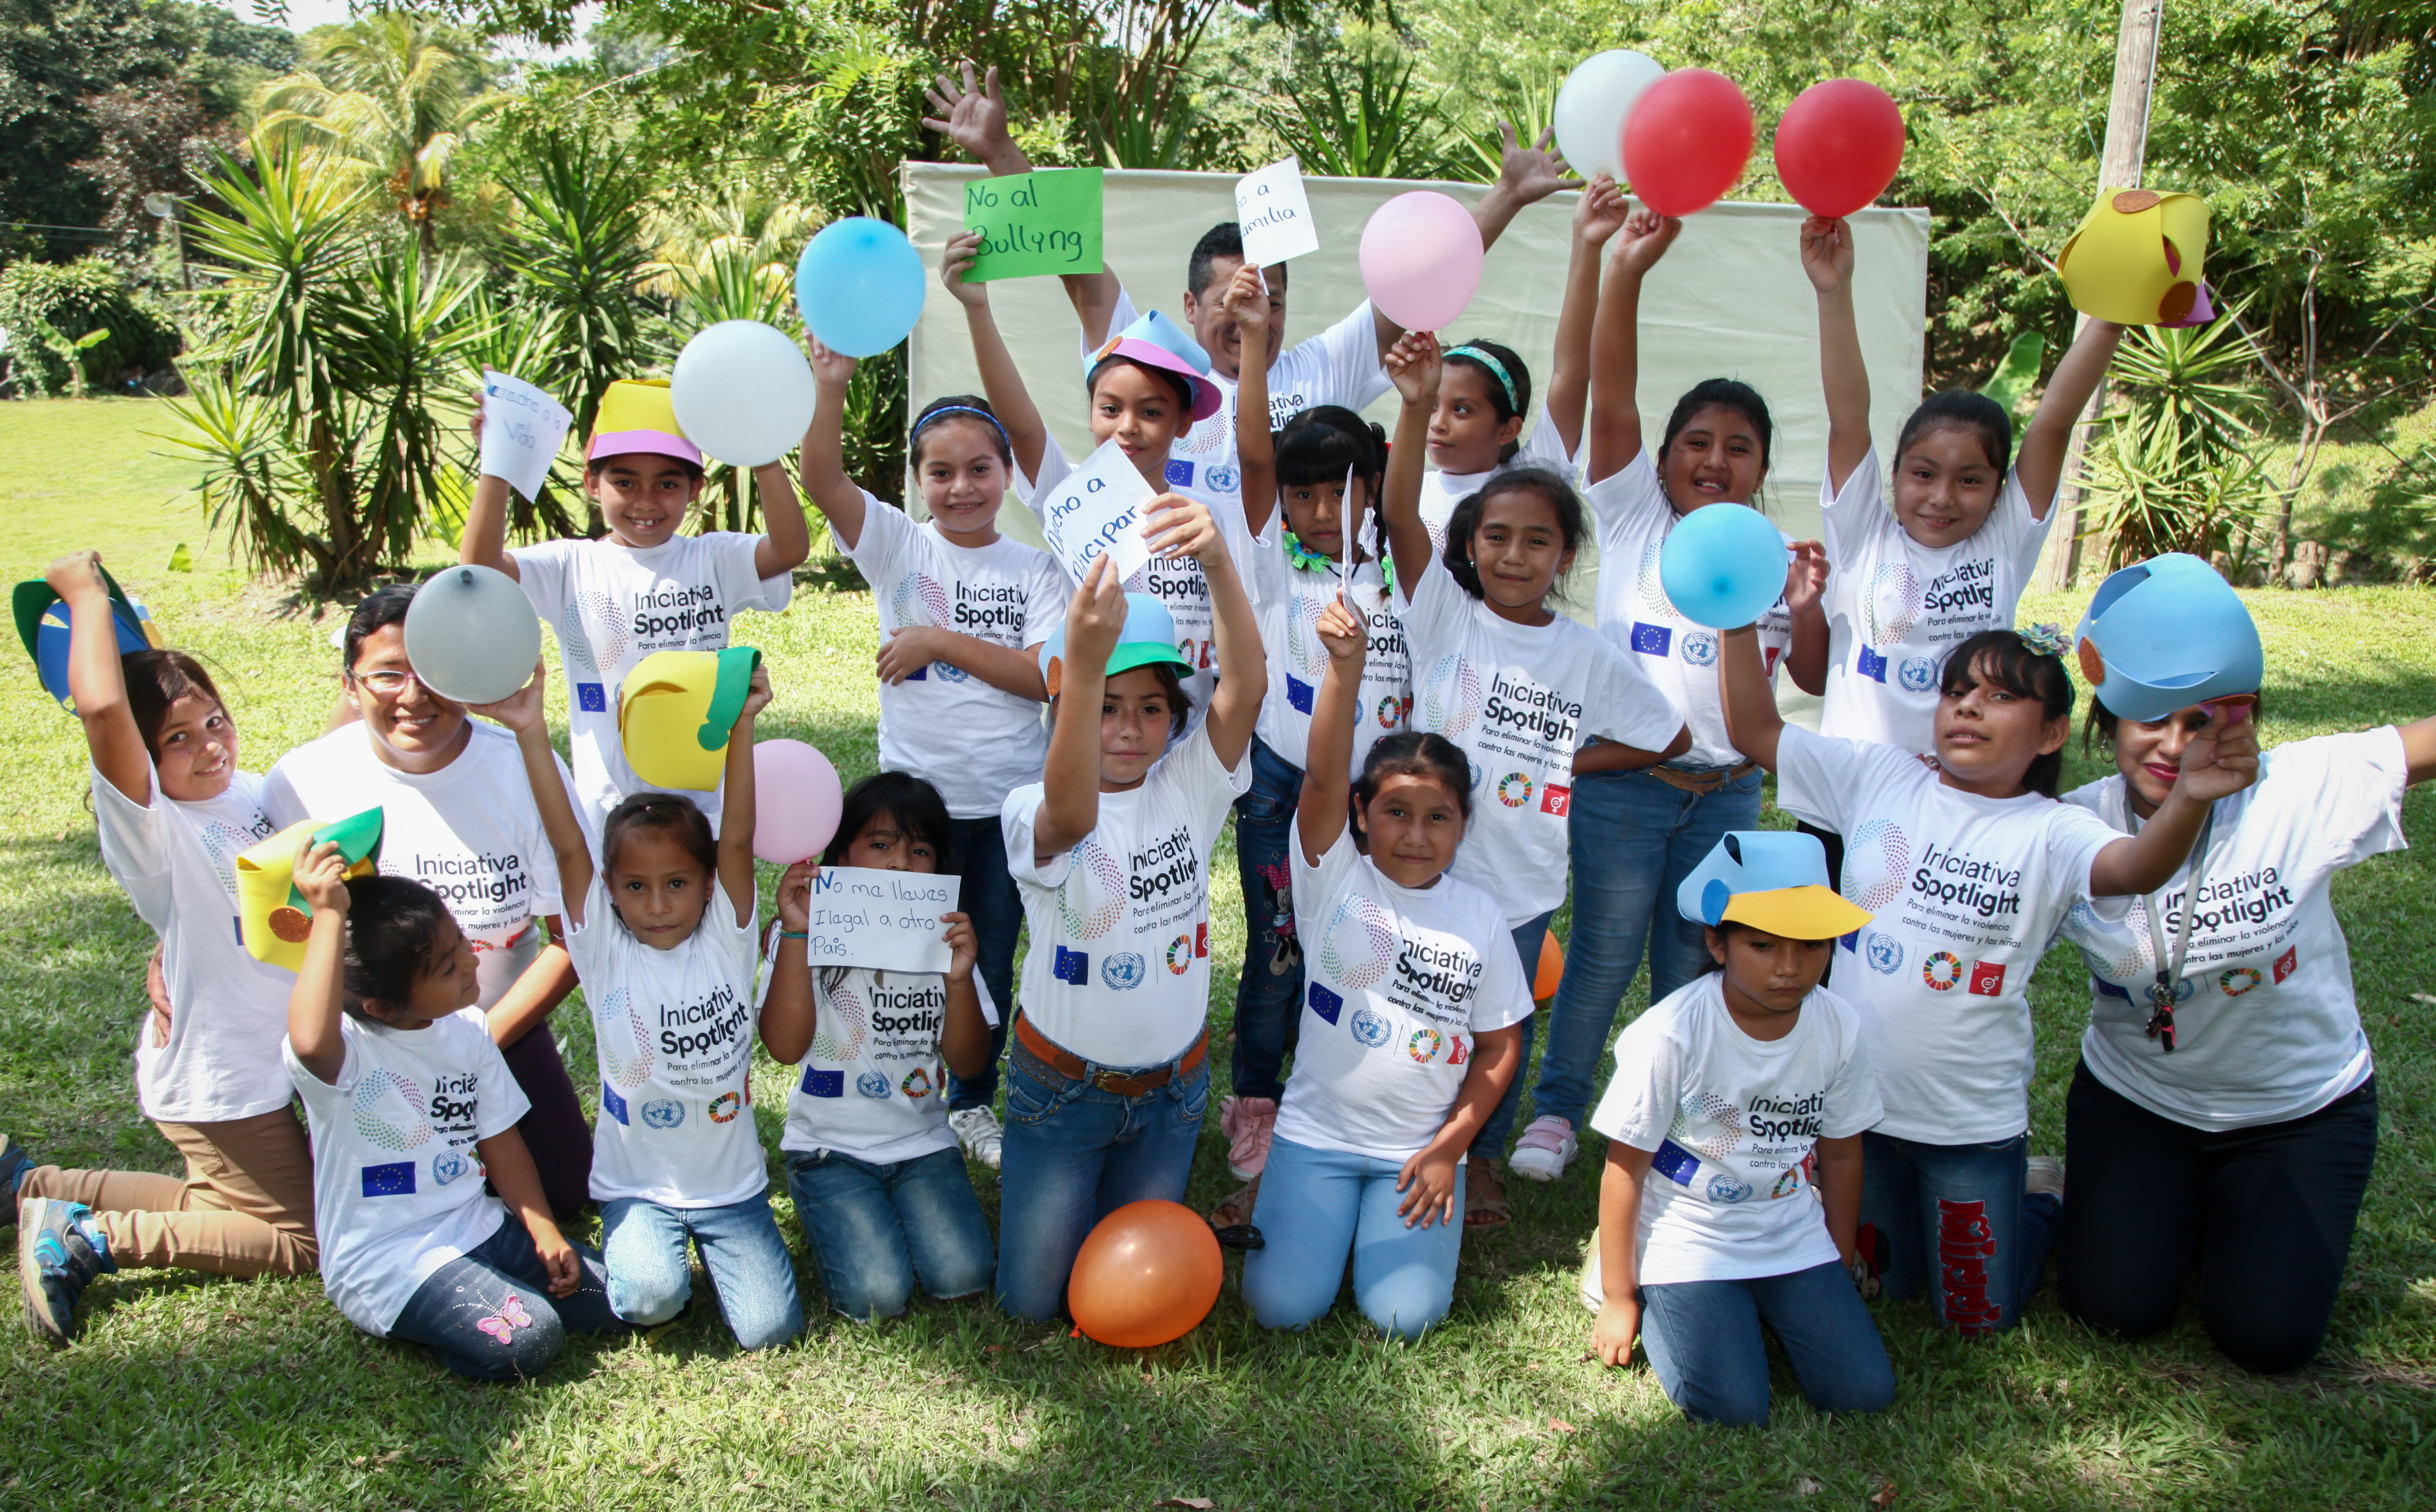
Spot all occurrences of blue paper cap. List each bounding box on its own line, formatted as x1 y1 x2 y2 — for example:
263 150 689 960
1038 591 1193 682
1676 830 1874 940
2072 553 2263 723
1117 310 1211 374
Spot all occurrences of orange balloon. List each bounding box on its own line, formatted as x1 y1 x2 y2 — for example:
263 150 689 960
1067 1199 1223 1347
1534 931 1566 1001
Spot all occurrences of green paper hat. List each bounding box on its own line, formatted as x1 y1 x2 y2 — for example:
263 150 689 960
15 565 161 709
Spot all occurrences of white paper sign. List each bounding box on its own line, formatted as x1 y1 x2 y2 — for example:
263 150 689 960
1039 436 1155 584
1235 158 1320 268
800 867 962 973
478 369 573 503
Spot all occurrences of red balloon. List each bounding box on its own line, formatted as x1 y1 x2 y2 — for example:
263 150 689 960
1773 79 1906 218
1067 1200 1222 1348
1622 69 1755 217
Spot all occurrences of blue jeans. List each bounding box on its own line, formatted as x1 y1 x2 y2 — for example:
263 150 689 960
1859 1130 2059 1335
1639 1260 1897 1426
387 1214 624 1383
1534 765 1764 1134
995 1030 1210 1320
1242 1134 1465 1341
947 816 1025 1111
784 1144 995 1321
1231 736 1306 1100
599 1190 804 1349
1468 912 1554 1163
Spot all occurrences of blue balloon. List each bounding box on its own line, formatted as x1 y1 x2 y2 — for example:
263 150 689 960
795 218 926 359
1658 503 1787 630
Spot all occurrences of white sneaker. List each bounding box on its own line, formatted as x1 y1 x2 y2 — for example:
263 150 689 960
949 1106 1004 1171
1507 1115 1578 1182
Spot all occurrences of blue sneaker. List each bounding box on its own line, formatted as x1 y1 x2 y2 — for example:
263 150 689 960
19 1198 113 1348
0 1135 35 1218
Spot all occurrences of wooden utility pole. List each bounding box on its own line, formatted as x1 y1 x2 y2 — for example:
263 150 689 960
2035 0 2164 591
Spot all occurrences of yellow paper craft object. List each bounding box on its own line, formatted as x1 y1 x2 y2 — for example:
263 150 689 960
588 378 702 466
618 647 763 791
235 808 385 971
2057 186 2211 326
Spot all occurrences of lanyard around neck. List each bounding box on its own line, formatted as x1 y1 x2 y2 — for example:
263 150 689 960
2132 800 2216 1051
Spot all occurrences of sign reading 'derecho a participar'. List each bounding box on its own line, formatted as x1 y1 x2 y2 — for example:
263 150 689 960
803 867 963 973
1039 436 1156 584
962 167 1105 281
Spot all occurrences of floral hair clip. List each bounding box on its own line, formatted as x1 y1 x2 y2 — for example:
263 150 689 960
2017 622 2071 659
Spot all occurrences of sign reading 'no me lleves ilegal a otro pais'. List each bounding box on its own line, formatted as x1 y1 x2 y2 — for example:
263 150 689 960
799 866 965 973
962 167 1105 281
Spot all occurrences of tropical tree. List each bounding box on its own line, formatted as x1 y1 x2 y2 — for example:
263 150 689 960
2079 310 2281 574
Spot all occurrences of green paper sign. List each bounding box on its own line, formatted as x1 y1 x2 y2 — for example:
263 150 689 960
962 169 1104 281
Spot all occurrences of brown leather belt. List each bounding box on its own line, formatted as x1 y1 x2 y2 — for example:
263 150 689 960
1649 760 1761 795
1013 1014 1207 1097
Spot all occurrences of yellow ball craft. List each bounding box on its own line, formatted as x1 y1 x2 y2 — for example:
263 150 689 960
235 808 385 972
2057 186 2211 327
618 647 763 792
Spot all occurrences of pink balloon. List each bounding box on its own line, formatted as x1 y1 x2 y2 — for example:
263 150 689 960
1358 191 1484 332
1773 79 1906 218
752 738 843 864
1623 68 1754 217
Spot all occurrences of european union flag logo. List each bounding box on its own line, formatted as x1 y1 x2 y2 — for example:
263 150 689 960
1165 459 1194 488
601 1083 629 1125
1308 982 1343 1025
1053 945 1089 985
1629 622 1672 657
576 682 607 711
802 1066 844 1098
1857 644 1889 683
1286 675 1313 714
1650 1139 1700 1186
360 1161 416 1198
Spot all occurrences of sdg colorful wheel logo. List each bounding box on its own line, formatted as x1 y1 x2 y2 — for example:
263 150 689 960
2220 966 2263 997
1407 1028 1444 1064
1922 951 1963 992
1165 934 1195 974
708 1091 743 1123
1496 772 1534 808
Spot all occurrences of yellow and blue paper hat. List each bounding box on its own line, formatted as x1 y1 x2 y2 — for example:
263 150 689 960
1038 592 1193 692
2072 553 2262 723
234 808 385 972
1089 311 1223 422
14 566 161 709
2057 187 2211 327
1677 831 1873 941
588 378 703 467
618 647 762 791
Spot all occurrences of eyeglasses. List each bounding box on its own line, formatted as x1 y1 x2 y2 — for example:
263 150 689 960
350 669 430 697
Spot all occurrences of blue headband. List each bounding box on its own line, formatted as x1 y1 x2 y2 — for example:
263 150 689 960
911 404 1011 453
1445 345 1519 412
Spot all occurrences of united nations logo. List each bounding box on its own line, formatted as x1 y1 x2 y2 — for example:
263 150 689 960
856 1071 892 1100
1898 656 1938 692
641 1099 684 1130
1102 951 1147 990
1705 1173 1753 1203
1865 932 1904 975
431 1149 470 1187
1681 632 1719 668
1349 1006 1393 1048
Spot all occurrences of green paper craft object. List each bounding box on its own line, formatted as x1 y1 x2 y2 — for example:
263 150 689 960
286 807 387 910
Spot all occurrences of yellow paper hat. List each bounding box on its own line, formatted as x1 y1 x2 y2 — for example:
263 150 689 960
235 808 385 972
588 378 703 467
2057 187 2211 326
618 647 763 791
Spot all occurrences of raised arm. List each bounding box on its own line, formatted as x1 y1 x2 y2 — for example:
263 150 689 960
459 393 518 580
1545 176 1630 458
469 662 593 928
937 911 990 1080
1803 216 1871 495
44 550 151 805
946 229 1049 485
751 454 814 580
1146 497 1265 769
758 862 817 1063
796 338 870 549
1586 209 1681 484
285 838 354 1085
1782 540 1831 697
1031 557 1127 859
1295 596 1367 864
1224 264 1279 537
2016 317 2127 518
1716 624 1788 772
1381 331 1441 594
2087 713 2259 896
715 665 771 921
1374 123 1570 358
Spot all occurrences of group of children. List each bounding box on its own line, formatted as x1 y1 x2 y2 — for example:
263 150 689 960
12 76 2431 1427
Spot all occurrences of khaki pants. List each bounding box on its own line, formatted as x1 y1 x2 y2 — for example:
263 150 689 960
22 1107 317 1277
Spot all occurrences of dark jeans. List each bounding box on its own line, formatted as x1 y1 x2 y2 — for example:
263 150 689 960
387 1214 624 1383
1468 912 1554 1163
1231 736 1306 1101
500 1024 592 1222
946 815 1025 1111
2059 1061 2377 1373
1859 1129 2060 1335
1640 1260 1897 1426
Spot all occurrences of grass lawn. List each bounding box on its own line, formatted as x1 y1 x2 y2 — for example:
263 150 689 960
1 397 2433 1510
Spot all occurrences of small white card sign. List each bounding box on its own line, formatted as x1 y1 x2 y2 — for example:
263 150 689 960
1235 158 1320 268
801 867 962 973
1038 436 1155 584
478 369 573 502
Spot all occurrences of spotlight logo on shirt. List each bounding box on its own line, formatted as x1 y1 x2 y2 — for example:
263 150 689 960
1349 1006 1393 1048
1419 654 1483 737
1320 894 1397 989
1846 819 1911 912
1058 840 1128 940
1862 561 1922 646
352 1068 435 1152
891 572 952 630
1912 841 2024 920
812 982 867 1062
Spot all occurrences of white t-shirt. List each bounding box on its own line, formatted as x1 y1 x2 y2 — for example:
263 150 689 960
1589 975 1881 1285
93 764 291 1122
845 495 1066 819
1397 552 1683 925
284 1009 527 1335
1245 538 1410 777
769 946 1003 1166
1097 286 1392 515
1795 446 2052 823
264 722 574 1010
1276 831 1534 1161
510 532 793 833
1776 725 2126 1144
1586 454 1796 770
1002 723 1250 1067
1419 410 1577 558
565 874 764 1208
2059 728 2407 1131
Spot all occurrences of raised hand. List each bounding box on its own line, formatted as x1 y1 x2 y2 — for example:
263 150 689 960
1573 174 1631 247
776 860 817 933
1493 121 1570 205
940 228 988 309
1316 593 1366 666
1800 214 1854 294
1221 263 1270 341
920 61 1012 165
1609 206 1683 279
1783 539 1828 617
466 658 548 733
2173 707 2261 803
1142 495 1222 564
43 548 107 602
741 663 774 721
1385 330 1442 406
1063 554 1128 671
806 334 858 388
940 911 978 984
293 837 353 917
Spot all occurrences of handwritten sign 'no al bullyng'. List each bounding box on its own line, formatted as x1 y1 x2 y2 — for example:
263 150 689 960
962 168 1105 281
802 867 963 973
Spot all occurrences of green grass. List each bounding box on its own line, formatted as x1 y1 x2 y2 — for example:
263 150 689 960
2 397 2434 1510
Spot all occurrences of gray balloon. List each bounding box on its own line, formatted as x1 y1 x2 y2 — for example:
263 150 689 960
403 564 543 705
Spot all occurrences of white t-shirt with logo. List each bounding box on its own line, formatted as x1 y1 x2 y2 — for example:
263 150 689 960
1398 552 1683 926
845 495 1066 819
1586 454 1796 770
263 722 574 1009
284 1009 527 1335
1419 410 1578 558
1277 832 1535 1162
1776 725 2126 1144
511 532 793 833
566 874 764 1209
2059 728 2407 1132
1002 724 1250 1067
768 945 1003 1166
1589 975 1881 1285
93 764 290 1122
1793 447 2052 823
1245 539 1410 777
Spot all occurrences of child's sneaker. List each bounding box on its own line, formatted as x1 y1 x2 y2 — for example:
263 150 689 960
0 1136 34 1221
19 1199 114 1348
948 1107 1004 1171
1507 1115 1578 1182
1218 1096 1277 1180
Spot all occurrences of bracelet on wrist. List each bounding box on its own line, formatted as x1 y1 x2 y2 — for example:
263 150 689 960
778 929 808 940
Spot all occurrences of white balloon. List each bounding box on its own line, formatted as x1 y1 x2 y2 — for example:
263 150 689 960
1553 49 1665 183
404 563 542 706
670 319 819 467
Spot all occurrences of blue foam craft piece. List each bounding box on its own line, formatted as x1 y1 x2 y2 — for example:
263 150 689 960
1657 502 1787 630
2072 552 2262 722
795 218 927 359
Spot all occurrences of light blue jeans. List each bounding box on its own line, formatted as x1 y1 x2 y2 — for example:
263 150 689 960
1242 1134 1466 1341
784 1144 994 1322
599 1190 804 1350
1639 1259 1897 1426
1532 765 1764 1134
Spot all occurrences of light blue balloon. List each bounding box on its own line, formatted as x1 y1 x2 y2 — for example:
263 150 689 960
796 218 926 359
1658 503 1787 630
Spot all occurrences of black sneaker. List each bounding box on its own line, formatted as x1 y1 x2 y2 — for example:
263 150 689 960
0 1135 35 1220
20 1199 113 1348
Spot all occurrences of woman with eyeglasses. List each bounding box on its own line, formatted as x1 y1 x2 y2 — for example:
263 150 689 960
258 585 595 1221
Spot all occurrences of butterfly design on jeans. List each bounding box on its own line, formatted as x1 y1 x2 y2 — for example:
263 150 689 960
473 1292 534 1345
